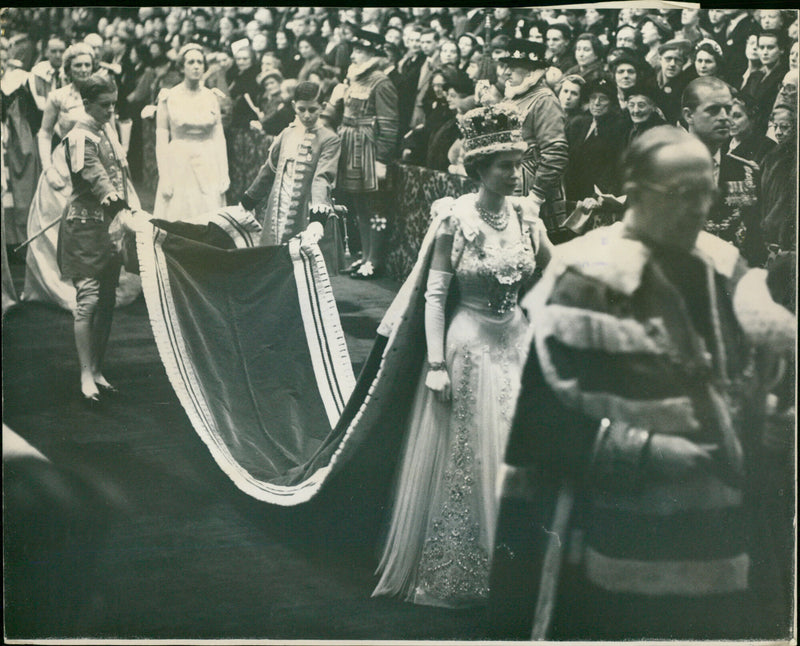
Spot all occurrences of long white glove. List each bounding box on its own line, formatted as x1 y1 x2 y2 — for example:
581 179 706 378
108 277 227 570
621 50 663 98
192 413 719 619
424 269 453 401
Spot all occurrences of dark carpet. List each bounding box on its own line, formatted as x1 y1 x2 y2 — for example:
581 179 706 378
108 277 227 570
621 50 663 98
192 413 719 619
2 264 492 642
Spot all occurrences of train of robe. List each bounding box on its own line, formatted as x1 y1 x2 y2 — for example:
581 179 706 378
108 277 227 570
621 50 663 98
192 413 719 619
135 206 434 506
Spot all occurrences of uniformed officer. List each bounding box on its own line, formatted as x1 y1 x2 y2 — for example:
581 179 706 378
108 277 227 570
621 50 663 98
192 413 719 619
682 76 765 265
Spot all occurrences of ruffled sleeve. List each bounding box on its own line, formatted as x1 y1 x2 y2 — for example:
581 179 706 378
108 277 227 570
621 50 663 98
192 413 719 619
431 196 457 237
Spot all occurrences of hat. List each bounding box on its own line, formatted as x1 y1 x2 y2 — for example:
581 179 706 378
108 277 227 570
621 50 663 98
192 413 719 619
489 34 511 52
658 38 692 59
586 76 616 101
231 38 251 57
350 27 384 55
609 47 646 71
623 81 659 104
192 29 218 50
695 38 724 62
641 15 674 42
498 38 548 70
458 102 527 161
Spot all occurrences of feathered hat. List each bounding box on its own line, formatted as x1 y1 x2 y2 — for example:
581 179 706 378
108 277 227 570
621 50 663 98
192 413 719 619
458 102 527 161
497 38 548 70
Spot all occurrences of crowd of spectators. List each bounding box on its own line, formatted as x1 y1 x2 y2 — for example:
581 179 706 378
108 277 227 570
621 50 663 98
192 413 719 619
2 6 797 265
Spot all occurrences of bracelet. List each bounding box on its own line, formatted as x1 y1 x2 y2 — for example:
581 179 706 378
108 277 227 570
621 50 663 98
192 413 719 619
428 361 446 371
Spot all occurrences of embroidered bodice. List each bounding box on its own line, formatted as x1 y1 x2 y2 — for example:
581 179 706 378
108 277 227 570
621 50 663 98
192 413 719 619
162 85 219 140
440 194 537 316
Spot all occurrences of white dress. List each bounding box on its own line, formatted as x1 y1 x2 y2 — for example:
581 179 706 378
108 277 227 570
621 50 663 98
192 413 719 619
153 84 228 223
373 193 541 608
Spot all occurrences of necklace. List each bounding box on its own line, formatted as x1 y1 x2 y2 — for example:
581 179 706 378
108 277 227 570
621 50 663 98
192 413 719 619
476 201 510 231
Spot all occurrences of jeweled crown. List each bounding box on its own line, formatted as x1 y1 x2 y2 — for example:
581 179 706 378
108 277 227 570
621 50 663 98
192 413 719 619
458 103 527 160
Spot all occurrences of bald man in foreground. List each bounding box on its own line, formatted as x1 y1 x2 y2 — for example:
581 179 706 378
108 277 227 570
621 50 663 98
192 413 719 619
489 126 795 640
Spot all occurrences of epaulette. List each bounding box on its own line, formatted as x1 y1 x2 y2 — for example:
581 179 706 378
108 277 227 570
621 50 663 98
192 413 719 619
67 127 101 173
726 150 760 172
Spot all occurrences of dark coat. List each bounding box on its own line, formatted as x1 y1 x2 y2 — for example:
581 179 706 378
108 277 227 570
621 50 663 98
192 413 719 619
742 63 789 135
760 138 797 252
564 110 629 201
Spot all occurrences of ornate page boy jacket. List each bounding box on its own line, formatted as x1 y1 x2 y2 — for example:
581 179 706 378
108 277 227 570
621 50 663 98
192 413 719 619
65 117 131 222
243 121 341 246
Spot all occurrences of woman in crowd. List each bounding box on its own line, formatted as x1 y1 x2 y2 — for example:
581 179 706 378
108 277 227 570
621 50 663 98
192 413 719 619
275 29 301 79
624 81 665 144
692 38 726 81
154 43 228 222
557 73 587 127
737 33 764 91
24 42 139 310
610 49 650 111
456 34 479 75
295 36 324 83
373 102 553 608
564 76 628 202
250 70 286 136
564 33 605 84
227 40 261 130
676 7 710 47
640 14 673 69
728 94 776 166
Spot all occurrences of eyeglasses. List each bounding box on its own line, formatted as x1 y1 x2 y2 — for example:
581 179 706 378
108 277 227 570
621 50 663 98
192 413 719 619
636 180 718 200
770 121 795 133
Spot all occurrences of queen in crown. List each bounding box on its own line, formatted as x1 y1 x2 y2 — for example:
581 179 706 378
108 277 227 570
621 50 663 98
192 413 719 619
373 102 554 608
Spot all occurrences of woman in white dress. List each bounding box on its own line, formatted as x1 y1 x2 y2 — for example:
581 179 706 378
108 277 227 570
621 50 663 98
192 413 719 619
23 43 140 310
154 43 229 223
373 103 553 608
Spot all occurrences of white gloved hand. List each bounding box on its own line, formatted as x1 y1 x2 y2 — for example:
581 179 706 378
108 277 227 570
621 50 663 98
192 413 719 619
425 367 451 402
300 221 324 247
141 104 157 119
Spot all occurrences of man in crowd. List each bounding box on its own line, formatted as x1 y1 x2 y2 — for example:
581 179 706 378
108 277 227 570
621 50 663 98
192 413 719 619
499 39 569 237
489 125 794 641
409 28 440 128
395 23 424 137
682 76 764 265
655 37 692 123
28 35 66 117
545 23 574 72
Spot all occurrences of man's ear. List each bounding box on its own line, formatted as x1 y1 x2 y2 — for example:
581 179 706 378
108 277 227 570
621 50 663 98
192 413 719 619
682 106 693 128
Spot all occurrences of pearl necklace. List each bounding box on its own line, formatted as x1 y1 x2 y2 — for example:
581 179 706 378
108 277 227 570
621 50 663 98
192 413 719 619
475 201 510 231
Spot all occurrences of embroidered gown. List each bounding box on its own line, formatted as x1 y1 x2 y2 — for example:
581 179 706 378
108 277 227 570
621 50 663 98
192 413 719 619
23 84 141 310
153 84 229 223
373 193 542 608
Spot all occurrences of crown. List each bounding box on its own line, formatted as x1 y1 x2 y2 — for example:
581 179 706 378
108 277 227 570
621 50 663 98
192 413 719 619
458 103 527 160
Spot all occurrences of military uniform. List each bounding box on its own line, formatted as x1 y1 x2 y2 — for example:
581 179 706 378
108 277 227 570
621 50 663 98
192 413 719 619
708 149 764 266
507 75 569 234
